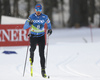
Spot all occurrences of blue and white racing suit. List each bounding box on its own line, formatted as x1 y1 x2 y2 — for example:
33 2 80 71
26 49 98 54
24 13 52 37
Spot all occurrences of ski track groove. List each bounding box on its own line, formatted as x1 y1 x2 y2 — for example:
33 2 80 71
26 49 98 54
57 53 93 78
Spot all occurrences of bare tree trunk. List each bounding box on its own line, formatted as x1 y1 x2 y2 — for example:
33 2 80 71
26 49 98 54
42 0 53 25
13 0 19 17
0 0 1 24
69 0 88 27
26 0 30 18
88 0 95 23
69 0 81 27
33 0 37 7
60 0 65 27
99 0 100 27
80 0 88 26
3 0 11 16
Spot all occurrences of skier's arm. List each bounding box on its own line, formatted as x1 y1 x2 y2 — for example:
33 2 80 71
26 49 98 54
46 17 52 35
23 16 33 29
46 18 52 30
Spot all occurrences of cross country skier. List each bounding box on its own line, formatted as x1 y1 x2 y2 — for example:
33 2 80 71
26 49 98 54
23 4 52 78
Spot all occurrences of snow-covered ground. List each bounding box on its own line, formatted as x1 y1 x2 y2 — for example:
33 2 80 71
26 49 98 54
0 16 100 80
1 16 26 24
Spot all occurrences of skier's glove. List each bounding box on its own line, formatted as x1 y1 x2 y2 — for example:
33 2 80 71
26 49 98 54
47 29 52 36
29 20 33 25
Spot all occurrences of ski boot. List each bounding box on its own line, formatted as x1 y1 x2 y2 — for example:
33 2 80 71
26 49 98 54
41 68 50 78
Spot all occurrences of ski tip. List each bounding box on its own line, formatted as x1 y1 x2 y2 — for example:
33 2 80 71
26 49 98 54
48 76 50 79
43 76 50 79
46 76 50 79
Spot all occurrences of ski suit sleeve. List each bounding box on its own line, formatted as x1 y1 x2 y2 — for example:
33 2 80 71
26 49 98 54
23 15 32 29
46 16 52 30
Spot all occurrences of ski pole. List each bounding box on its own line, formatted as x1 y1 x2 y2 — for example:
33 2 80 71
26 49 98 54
23 28 31 77
23 33 31 77
45 34 49 68
23 44 29 77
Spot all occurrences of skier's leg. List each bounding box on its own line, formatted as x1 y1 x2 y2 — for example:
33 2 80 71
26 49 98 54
38 35 47 77
30 36 37 64
30 36 37 76
30 47 36 63
38 35 45 68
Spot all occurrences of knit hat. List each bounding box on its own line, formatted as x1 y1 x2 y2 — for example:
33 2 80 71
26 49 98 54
35 4 42 10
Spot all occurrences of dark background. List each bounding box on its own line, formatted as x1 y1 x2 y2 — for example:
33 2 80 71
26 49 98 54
0 0 100 28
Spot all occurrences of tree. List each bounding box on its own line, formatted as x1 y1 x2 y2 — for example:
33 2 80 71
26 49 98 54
69 0 88 27
13 0 19 17
0 0 1 24
88 0 95 23
80 0 88 26
2 0 11 16
42 0 53 25
26 0 31 18
42 0 59 26
60 0 65 27
33 0 37 7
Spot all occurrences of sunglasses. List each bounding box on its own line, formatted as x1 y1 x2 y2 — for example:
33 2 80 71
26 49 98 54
36 9 42 12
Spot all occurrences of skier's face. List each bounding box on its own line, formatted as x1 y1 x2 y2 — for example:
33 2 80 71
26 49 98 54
35 9 42 16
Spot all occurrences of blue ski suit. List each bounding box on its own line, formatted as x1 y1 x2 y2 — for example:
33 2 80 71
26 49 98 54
24 13 52 37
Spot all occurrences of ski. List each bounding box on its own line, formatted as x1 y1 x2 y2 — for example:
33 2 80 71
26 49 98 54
29 58 33 76
30 65 33 76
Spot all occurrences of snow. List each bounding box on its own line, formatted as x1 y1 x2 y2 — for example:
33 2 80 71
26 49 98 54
0 16 100 80
1 15 26 24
